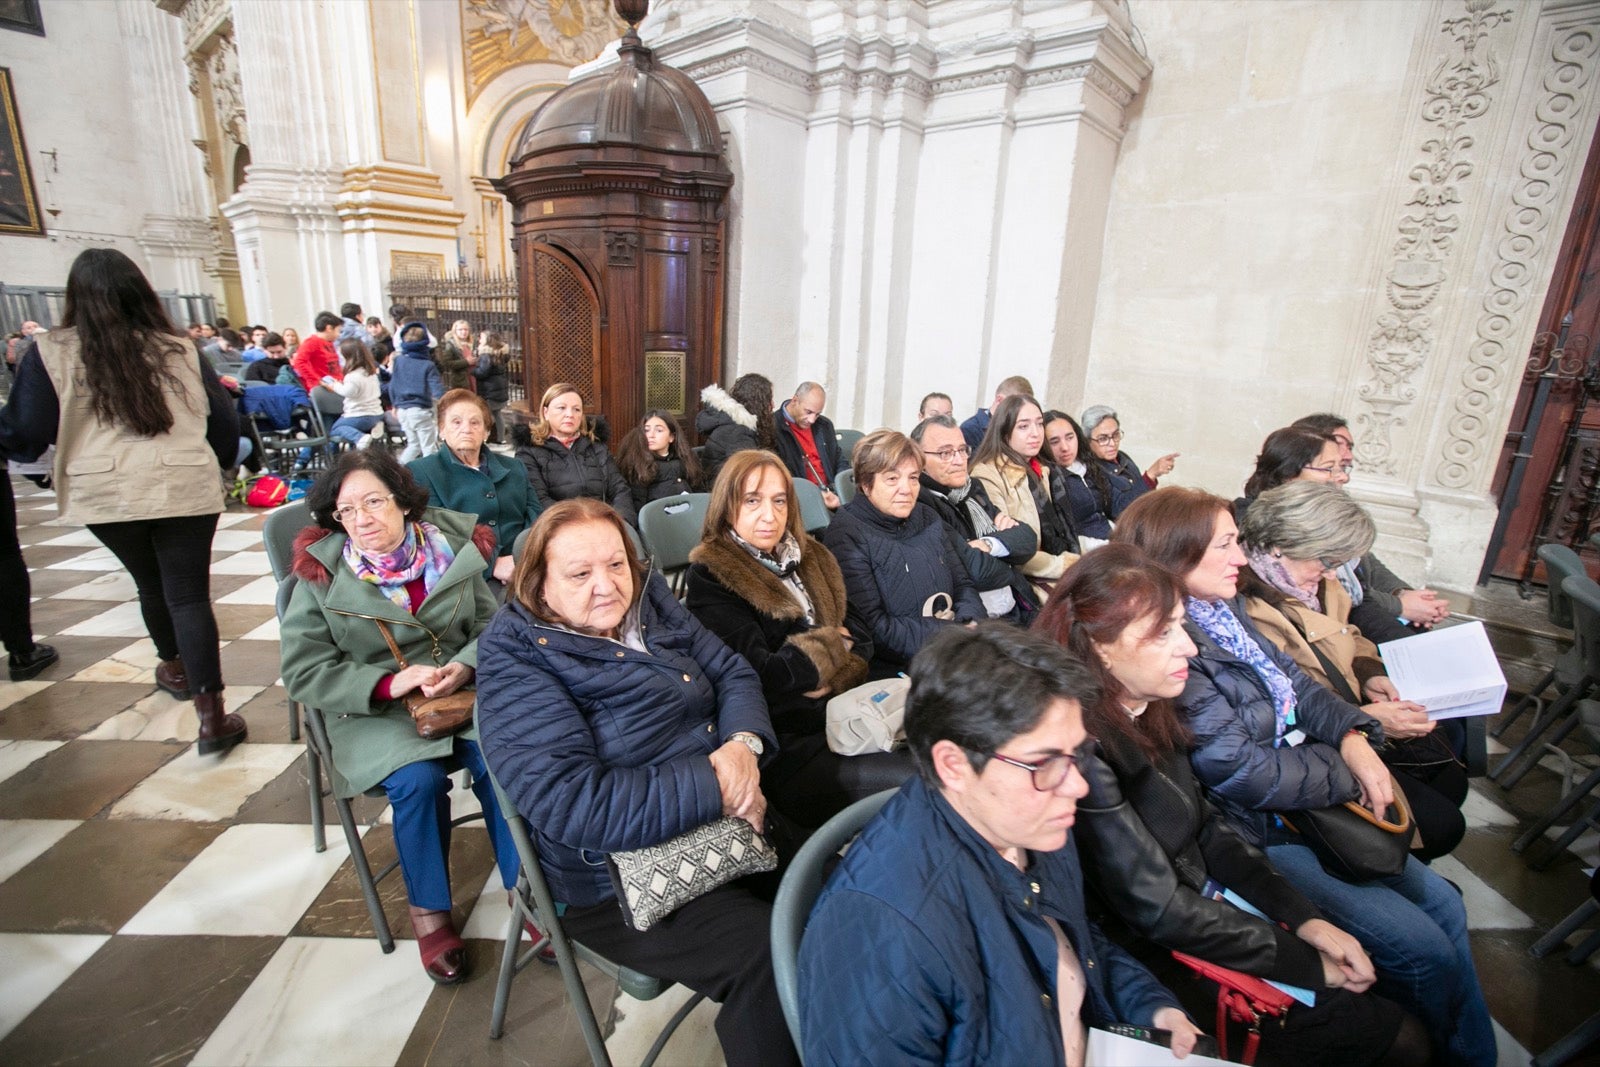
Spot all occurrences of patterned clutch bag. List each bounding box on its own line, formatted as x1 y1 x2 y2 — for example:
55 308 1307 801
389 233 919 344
606 817 778 931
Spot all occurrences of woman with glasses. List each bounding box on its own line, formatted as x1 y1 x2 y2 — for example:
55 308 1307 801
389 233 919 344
969 394 1081 592
1080 404 1178 516
1113 487 1494 1066
1035 543 1428 1066
280 449 519 986
1237 482 1467 861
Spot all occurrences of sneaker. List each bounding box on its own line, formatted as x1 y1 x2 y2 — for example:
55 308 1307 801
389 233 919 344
356 434 375 450
9 644 59 681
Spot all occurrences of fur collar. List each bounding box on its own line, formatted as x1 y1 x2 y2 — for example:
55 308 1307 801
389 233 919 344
291 521 498 586
690 532 848 628
699 384 758 430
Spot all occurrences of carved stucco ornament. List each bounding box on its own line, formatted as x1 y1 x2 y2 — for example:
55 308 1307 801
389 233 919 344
1353 0 1513 476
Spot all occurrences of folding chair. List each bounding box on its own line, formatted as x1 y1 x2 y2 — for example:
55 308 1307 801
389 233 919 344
1516 696 1600 868
770 788 896 1054
791 478 831 535
1496 574 1600 789
637 493 710 597
1494 543 1584 739
1530 867 1600 965
261 500 311 739
834 429 864 467
480 746 706 1065
833 468 856 506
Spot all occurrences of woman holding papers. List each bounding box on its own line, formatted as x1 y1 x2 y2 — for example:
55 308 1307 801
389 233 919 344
1236 482 1467 861
1038 544 1428 1066
1114 486 1495 1067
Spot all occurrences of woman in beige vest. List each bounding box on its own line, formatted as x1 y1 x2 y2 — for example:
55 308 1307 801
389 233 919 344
0 249 246 755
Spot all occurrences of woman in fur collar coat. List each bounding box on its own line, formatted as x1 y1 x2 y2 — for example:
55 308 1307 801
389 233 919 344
686 451 915 827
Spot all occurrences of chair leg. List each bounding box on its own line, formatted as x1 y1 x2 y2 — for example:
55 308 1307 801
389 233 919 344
1502 714 1586 790
490 885 526 1040
306 738 326 854
1568 926 1600 966
1494 675 1552 738
640 992 708 1067
1531 899 1600 958
288 697 301 741
1530 794 1600 871
1494 682 1585 785
333 792 394 954
1531 1010 1600 1067
1514 765 1600 853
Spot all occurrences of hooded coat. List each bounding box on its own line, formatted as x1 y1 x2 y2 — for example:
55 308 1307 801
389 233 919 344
387 322 444 410
278 507 497 797
695 383 760 478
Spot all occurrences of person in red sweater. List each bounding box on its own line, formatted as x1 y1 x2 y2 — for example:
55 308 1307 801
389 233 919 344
291 311 344 395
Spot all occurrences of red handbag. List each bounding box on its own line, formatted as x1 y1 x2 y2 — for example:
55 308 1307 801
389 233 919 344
1171 951 1295 1065
245 475 288 508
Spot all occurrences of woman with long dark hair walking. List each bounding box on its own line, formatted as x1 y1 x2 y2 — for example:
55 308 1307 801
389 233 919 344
0 248 246 755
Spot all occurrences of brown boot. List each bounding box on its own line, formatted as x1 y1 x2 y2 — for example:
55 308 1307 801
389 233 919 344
155 659 191 700
194 690 247 756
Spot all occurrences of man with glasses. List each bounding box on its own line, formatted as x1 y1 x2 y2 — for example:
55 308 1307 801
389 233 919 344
774 381 846 509
799 624 1200 1065
911 414 1039 620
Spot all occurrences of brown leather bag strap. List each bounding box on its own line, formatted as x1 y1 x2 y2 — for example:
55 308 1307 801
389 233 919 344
373 619 409 670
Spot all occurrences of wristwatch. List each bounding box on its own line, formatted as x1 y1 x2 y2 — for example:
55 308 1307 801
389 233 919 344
730 731 764 757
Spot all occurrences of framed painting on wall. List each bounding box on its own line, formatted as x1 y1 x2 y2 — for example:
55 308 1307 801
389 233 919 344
0 68 45 237
0 0 44 37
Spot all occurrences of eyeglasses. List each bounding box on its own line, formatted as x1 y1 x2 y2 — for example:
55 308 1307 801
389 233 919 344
987 737 1097 792
331 493 395 523
923 446 970 461
1090 430 1124 446
1300 463 1341 476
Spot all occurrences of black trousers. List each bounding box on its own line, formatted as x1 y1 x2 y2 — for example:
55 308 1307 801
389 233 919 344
764 732 916 829
0 475 34 656
87 513 222 692
561 883 800 1067
1392 762 1469 862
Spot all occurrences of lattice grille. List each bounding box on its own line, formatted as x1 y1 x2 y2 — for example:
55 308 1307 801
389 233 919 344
531 252 597 402
644 351 686 414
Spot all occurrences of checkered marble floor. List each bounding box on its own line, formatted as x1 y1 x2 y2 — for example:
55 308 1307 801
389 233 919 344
1 473 1598 1065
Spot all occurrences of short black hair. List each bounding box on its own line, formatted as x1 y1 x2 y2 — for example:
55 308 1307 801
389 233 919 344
389 303 410 321
340 302 361 320
904 623 1100 786
306 449 432 531
314 311 341 332
262 331 284 348
1291 412 1349 436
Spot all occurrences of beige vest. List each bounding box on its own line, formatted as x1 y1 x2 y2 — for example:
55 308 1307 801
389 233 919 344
36 328 224 525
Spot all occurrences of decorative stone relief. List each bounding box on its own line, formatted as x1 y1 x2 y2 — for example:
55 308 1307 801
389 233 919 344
1352 0 1514 476
463 0 626 107
207 33 248 147
1435 22 1600 490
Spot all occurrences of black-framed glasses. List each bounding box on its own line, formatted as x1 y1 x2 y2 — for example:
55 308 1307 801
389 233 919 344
923 446 970 461
1300 463 1340 476
987 736 1098 792
1090 430 1124 446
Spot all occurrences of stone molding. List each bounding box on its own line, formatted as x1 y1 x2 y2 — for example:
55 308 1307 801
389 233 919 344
1351 0 1518 478
1434 16 1600 491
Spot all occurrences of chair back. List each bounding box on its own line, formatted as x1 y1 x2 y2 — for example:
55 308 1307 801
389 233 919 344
638 493 710 593
834 468 857 506
312 384 344 421
834 429 864 465
792 478 831 534
1540 543 1585 630
262 500 313 581
1561 574 1600 680
771 788 897 1056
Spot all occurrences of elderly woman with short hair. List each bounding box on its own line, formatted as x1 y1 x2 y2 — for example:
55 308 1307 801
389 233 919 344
1237 481 1467 861
1080 404 1178 517
822 429 984 676
407 388 541 587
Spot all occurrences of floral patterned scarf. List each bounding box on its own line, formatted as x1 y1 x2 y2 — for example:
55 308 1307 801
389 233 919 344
1185 596 1298 745
341 520 456 611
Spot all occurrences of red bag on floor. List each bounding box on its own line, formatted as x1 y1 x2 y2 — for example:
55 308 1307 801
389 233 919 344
245 475 289 508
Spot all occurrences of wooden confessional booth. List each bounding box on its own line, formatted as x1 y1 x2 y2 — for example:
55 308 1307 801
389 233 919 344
494 7 733 441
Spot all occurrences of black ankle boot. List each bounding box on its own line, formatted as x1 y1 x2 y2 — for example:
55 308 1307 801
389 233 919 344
8 644 59 681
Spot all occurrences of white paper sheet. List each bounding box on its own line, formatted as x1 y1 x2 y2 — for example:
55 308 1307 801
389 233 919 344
1087 1027 1232 1066
1378 621 1507 720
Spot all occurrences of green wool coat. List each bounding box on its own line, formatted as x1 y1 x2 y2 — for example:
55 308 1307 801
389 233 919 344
279 507 498 797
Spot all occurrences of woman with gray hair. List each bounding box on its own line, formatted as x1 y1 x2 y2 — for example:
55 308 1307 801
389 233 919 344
1237 480 1467 861
1080 404 1177 517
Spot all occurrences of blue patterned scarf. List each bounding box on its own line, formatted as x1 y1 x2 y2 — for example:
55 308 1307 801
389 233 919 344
342 520 456 611
1185 596 1297 745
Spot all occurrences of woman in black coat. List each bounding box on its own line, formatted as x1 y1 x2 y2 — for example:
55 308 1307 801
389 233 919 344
615 408 704 512
820 429 984 676
686 451 914 827
695 374 775 479
1036 544 1426 1067
513 382 637 527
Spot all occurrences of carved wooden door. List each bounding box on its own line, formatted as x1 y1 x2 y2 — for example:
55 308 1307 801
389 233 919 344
524 243 601 413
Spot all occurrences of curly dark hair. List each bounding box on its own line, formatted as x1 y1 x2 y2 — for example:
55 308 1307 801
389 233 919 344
729 373 777 450
306 449 432 531
1242 427 1336 499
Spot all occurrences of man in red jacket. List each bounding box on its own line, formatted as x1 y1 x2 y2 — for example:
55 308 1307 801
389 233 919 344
291 311 344 395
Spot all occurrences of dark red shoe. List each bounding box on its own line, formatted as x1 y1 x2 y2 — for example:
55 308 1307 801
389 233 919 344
418 926 469 985
155 659 192 700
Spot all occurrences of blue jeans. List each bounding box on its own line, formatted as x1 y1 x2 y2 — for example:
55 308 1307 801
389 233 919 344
1266 843 1495 1067
328 414 383 446
381 738 519 911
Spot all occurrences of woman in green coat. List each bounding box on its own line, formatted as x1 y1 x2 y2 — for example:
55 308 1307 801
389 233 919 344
280 448 517 986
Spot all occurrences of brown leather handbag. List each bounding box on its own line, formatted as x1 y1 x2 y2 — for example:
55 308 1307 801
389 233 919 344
374 619 473 739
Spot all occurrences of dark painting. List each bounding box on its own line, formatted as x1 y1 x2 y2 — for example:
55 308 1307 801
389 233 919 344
0 0 44 37
0 68 45 236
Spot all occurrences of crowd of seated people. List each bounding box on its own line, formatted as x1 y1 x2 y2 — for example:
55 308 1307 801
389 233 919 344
112 326 1501 1067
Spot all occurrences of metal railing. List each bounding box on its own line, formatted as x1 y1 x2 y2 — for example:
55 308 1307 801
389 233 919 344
386 269 524 402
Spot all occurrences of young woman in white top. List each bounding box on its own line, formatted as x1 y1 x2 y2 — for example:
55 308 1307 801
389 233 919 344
320 339 385 449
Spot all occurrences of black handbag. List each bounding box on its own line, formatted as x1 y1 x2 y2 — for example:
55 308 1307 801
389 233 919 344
1281 771 1414 882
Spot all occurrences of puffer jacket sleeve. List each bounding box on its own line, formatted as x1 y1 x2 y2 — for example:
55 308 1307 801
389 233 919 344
823 519 945 665
650 577 777 751
799 891 953 1066
1092 920 1184 1028
685 564 822 710
476 608 727 855
1180 629 1362 813
1076 752 1326 989
519 445 553 507
598 450 639 527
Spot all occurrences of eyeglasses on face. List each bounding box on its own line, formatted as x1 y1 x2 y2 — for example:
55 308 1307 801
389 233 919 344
986 736 1098 791
923 446 970 461
331 493 396 523
1300 463 1341 476
1090 430 1124 446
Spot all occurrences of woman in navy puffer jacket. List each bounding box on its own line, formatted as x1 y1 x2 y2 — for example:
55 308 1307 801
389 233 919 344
476 498 795 1067
822 429 984 676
